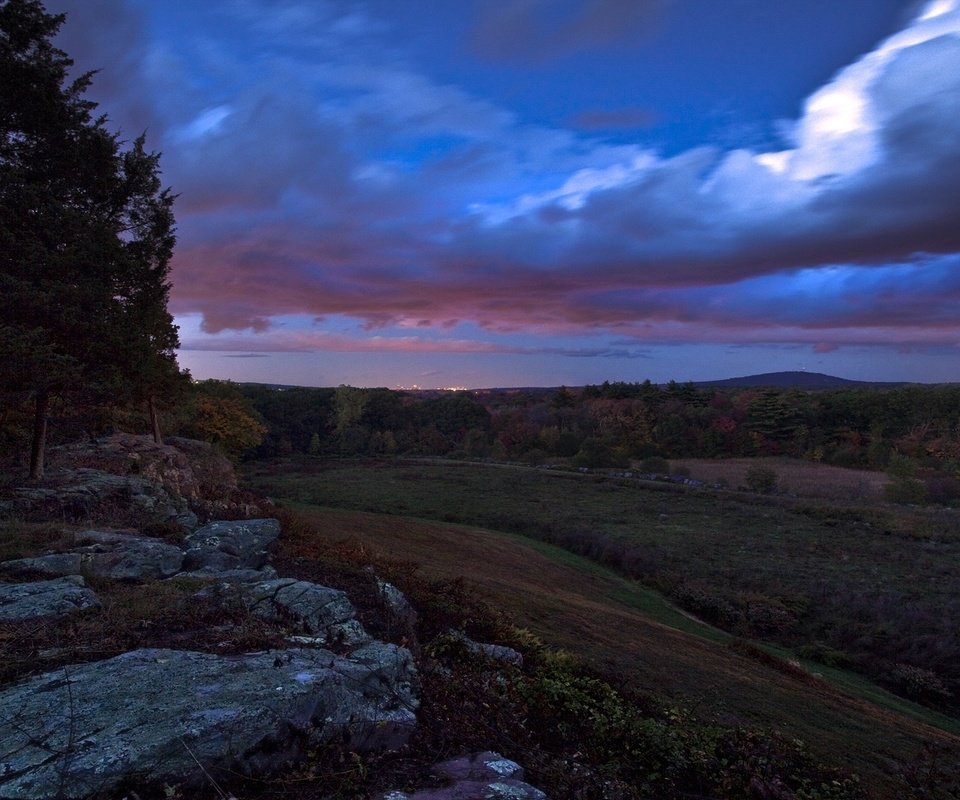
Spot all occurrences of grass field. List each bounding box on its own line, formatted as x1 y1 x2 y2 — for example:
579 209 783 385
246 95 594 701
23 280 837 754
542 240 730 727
245 458 960 699
672 456 890 501
244 457 960 798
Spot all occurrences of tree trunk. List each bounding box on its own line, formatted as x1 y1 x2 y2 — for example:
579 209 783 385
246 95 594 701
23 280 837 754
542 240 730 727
29 389 49 480
148 394 163 444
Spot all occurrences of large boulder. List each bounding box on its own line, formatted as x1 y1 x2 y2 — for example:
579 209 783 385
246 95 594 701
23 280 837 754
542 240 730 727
0 644 419 799
3 468 197 529
378 752 548 800
0 530 184 582
0 576 100 623
48 433 236 503
183 518 280 571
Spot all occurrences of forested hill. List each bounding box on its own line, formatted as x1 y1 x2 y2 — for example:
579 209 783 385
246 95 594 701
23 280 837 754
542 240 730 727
693 371 909 390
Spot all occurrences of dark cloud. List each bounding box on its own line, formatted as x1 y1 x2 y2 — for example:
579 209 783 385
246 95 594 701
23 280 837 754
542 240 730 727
470 0 669 63
49 0 159 136
45 1 960 357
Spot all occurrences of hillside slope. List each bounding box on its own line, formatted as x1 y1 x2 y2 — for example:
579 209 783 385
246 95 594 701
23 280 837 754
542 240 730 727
280 503 960 799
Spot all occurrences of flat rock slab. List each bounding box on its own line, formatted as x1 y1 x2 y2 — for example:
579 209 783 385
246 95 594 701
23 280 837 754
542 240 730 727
0 576 100 623
0 644 419 799
379 752 548 799
183 518 280 571
0 532 184 583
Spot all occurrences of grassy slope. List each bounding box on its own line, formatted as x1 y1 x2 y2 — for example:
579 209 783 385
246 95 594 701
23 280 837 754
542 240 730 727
278 500 958 799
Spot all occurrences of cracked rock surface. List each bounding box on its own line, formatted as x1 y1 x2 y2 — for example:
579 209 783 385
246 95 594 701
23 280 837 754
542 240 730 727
0 576 100 623
0 644 419 799
200 577 372 646
0 530 184 583
183 518 281 571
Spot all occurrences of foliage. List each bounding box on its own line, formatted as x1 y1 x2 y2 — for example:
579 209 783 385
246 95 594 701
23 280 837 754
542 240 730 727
745 463 779 493
226 382 960 509
180 381 266 458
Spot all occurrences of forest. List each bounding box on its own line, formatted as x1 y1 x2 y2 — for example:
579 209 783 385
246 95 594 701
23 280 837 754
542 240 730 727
202 378 960 505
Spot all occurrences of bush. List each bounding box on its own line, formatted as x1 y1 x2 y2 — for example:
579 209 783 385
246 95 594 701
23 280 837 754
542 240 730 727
890 663 953 704
745 464 779 494
883 479 927 505
796 643 851 669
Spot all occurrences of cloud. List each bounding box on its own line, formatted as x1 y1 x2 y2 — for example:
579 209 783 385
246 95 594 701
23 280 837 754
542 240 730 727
470 0 669 63
50 0 960 360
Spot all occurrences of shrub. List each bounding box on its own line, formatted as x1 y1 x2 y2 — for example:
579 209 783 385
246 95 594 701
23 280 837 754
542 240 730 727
890 663 953 704
745 464 779 494
796 643 851 669
883 479 927 505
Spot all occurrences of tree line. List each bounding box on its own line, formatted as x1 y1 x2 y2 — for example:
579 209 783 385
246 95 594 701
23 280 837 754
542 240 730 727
200 379 960 503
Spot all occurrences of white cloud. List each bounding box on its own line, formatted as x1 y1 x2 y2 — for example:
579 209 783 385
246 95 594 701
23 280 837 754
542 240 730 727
765 0 960 183
173 105 232 142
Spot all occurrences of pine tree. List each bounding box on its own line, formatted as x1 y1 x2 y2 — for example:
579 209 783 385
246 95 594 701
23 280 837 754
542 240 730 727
0 0 182 475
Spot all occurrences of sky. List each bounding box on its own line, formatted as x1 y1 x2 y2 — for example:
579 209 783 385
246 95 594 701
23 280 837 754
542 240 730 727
47 0 960 388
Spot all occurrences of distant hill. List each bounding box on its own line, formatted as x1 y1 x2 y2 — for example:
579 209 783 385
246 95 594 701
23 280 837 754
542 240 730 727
693 371 906 390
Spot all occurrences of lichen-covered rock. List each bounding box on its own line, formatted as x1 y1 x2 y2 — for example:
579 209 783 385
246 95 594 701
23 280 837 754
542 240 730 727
202 577 371 646
0 530 184 582
49 433 236 503
375 575 418 630
378 752 548 799
449 631 524 669
0 576 100 623
5 468 196 529
182 518 280 571
0 644 419 799
165 436 238 497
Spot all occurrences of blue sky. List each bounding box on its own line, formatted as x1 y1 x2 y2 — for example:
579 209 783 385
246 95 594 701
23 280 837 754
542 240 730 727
50 0 960 387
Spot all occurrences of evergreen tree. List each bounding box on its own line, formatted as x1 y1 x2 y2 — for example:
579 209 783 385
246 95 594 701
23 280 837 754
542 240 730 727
0 0 181 475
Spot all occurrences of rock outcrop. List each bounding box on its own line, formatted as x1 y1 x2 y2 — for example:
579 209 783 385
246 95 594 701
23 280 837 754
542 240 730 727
379 752 548 800
0 434 264 525
0 576 100 623
183 518 280 572
0 644 419 799
449 631 524 669
206 577 372 646
0 436 553 799
48 433 236 505
2 468 197 529
0 498 424 798
0 530 185 582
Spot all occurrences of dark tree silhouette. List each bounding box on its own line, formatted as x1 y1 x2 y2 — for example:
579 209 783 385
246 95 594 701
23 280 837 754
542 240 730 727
0 0 182 475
